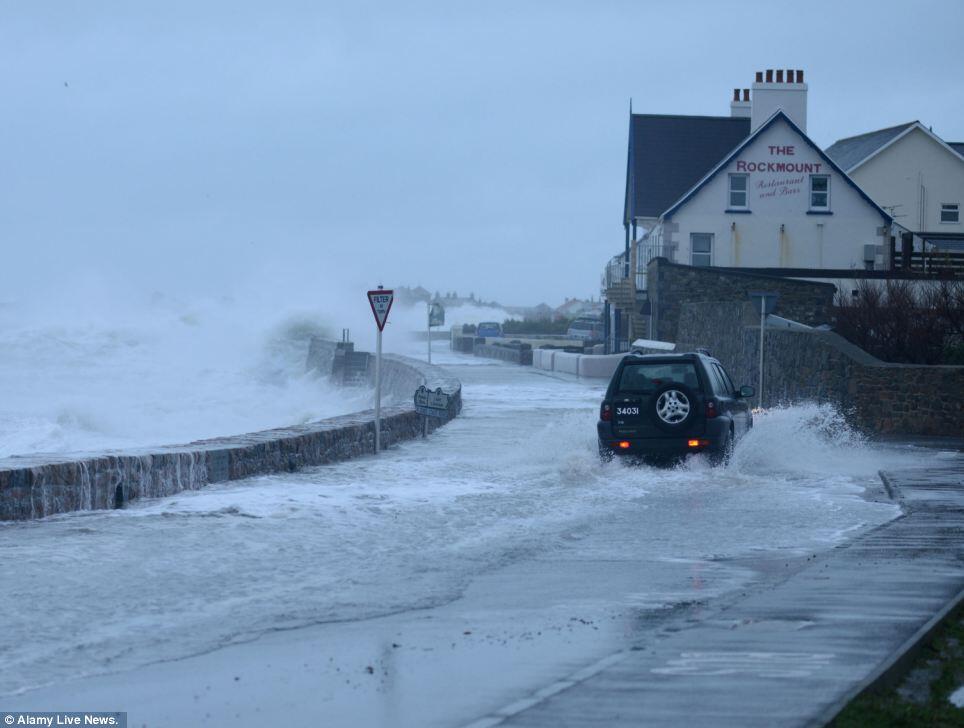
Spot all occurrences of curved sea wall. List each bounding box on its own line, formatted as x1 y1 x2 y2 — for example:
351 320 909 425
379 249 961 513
0 343 461 521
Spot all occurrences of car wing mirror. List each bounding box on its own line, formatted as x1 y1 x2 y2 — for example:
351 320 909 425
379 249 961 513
739 385 755 399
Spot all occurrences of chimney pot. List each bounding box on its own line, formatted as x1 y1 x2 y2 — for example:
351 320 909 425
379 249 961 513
755 71 763 83
751 68 808 133
743 88 749 102
733 88 740 101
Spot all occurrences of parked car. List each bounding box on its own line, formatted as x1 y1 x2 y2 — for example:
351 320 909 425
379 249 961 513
566 316 605 341
476 322 503 338
597 351 754 465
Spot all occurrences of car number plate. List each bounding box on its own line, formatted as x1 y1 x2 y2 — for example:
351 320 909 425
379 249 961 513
615 401 642 423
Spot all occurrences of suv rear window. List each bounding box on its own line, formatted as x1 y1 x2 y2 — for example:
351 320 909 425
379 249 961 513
617 362 700 394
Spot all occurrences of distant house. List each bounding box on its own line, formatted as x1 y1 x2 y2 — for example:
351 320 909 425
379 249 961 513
603 69 895 352
553 297 603 321
826 121 964 259
395 285 432 305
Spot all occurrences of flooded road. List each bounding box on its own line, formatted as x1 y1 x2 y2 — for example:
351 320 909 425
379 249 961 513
2 344 925 726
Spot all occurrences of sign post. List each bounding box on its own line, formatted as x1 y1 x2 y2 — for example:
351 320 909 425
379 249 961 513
367 286 394 453
748 291 779 409
426 302 444 364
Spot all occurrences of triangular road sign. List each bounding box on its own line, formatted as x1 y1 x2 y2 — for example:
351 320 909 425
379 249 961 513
367 288 394 331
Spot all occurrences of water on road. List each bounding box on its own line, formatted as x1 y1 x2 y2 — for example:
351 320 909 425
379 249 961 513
1 344 917 706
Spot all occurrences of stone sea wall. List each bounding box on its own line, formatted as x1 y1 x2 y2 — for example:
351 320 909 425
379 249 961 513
0 342 461 521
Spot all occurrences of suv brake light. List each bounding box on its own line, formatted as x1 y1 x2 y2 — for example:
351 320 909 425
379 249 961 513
600 403 612 422
705 400 718 419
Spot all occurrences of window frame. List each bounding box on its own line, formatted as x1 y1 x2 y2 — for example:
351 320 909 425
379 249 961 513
809 174 830 211
706 364 729 396
728 173 749 209
940 203 960 224
690 233 713 267
713 363 736 395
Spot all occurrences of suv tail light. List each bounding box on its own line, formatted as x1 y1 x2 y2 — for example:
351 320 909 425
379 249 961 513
600 403 612 421
705 400 718 419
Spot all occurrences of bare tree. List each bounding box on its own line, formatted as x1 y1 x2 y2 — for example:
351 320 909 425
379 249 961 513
833 279 964 364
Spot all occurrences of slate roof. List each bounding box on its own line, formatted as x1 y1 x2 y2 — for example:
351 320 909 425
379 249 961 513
624 114 750 222
824 122 917 171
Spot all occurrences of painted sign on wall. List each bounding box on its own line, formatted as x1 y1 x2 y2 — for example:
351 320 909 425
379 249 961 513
735 145 824 201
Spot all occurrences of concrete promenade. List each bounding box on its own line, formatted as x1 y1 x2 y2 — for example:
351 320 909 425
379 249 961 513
473 451 964 727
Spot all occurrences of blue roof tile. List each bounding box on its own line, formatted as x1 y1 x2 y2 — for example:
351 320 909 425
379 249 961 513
625 114 750 222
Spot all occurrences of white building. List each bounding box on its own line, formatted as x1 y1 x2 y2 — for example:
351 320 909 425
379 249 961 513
605 68 909 351
826 121 964 263
643 109 892 275
635 69 892 283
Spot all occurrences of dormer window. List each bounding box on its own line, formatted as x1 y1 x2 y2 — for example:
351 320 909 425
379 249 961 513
728 173 748 209
810 175 830 210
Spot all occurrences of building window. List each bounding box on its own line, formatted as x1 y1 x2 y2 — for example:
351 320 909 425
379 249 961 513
728 174 748 208
810 175 830 210
691 233 712 266
941 203 960 223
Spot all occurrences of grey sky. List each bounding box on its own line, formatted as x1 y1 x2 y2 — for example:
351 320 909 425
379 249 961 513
3 0 963 306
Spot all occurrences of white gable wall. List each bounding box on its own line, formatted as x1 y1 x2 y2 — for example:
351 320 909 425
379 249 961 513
849 126 964 233
658 117 888 270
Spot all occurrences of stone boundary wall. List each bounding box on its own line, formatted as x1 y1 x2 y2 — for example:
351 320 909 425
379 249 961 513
647 257 836 343
677 301 963 436
0 341 462 521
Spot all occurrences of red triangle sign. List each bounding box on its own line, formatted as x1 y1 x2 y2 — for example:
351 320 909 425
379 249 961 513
367 289 394 331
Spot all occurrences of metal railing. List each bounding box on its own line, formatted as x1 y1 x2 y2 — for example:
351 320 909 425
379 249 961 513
634 244 676 291
601 255 629 292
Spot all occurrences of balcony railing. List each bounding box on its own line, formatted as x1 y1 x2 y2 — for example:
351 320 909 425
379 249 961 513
601 255 629 293
892 249 964 275
635 244 677 290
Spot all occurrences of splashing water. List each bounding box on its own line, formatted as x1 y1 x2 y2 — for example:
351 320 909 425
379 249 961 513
729 402 895 480
0 296 371 458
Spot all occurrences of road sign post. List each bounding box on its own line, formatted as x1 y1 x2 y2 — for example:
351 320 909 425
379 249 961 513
367 286 394 453
748 291 779 409
426 302 444 364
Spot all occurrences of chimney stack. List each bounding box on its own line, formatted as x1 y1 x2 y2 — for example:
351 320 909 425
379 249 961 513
749 67 808 132
730 86 751 118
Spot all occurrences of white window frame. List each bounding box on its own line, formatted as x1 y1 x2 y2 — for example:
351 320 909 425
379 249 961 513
728 173 749 209
690 233 713 267
810 174 830 210
940 203 960 224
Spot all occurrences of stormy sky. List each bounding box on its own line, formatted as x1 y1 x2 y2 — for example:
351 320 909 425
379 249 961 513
2 0 963 306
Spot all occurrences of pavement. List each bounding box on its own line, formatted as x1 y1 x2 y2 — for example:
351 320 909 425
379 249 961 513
468 450 964 728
